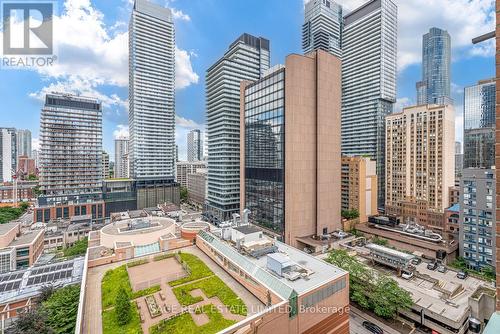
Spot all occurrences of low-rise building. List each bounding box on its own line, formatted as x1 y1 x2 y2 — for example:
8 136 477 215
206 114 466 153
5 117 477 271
187 169 207 205
176 161 206 188
444 204 460 241
17 155 36 179
0 181 37 203
0 222 44 272
43 215 92 251
341 156 378 223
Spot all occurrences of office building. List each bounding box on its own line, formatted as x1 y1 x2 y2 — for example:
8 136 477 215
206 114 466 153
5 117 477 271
342 0 397 208
114 138 130 179
187 169 207 205
417 27 452 105
0 222 44 272
205 33 270 223
464 79 496 169
385 105 455 223
241 50 342 247
102 151 110 180
129 0 175 180
16 129 31 158
0 128 16 183
187 129 203 162
459 168 496 271
341 156 378 223
36 93 104 223
176 161 206 188
302 0 343 58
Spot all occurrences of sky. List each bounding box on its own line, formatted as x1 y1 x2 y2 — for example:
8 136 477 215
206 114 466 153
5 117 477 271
0 0 496 161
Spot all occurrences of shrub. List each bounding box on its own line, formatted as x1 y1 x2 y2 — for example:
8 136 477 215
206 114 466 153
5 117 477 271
116 287 132 326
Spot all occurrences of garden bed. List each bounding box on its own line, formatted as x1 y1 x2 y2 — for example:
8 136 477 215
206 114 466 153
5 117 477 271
168 252 213 286
145 295 162 318
101 265 132 309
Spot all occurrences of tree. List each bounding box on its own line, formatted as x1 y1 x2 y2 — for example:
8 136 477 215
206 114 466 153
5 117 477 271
63 238 88 257
180 186 189 202
43 284 80 334
115 286 131 325
27 174 38 181
38 285 55 303
341 209 359 220
372 236 388 246
12 308 52 334
326 249 413 319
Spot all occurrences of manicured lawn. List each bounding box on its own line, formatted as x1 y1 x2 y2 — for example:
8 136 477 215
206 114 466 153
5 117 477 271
149 304 236 334
102 303 142 334
101 265 132 309
168 253 213 286
172 276 247 316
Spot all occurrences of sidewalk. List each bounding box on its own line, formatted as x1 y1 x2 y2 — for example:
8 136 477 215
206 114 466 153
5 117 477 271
350 304 415 334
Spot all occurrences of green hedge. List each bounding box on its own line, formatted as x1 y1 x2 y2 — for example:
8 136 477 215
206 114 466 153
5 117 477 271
131 285 161 299
127 259 149 268
172 276 247 316
168 253 213 286
153 253 175 262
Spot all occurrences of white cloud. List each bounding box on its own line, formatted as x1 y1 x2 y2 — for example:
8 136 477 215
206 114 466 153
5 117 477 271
454 106 464 143
176 47 199 89
171 8 190 21
113 125 129 139
28 76 127 110
32 138 40 151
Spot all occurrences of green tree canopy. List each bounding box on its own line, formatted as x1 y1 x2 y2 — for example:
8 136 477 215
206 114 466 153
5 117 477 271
115 286 132 325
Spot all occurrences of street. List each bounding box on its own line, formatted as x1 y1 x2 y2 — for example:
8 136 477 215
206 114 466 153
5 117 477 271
350 312 372 334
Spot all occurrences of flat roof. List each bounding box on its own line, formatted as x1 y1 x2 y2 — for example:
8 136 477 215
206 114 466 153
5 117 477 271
198 230 347 298
10 229 43 247
366 243 415 260
101 217 175 236
233 225 262 235
0 222 19 235
484 312 500 334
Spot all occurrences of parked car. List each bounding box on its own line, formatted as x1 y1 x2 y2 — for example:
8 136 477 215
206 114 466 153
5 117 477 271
401 271 414 280
411 258 422 265
427 262 438 270
437 265 447 273
457 271 469 279
362 321 384 334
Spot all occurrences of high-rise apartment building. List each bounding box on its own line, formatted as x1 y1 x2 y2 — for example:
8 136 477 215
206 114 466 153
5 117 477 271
36 93 104 223
302 0 343 58
417 27 452 105
341 156 378 223
187 129 203 162
187 169 207 205
0 128 16 182
16 129 31 158
342 0 397 209
240 50 342 247
205 33 270 223
102 151 110 180
129 0 175 180
114 138 130 179
464 79 496 169
459 168 496 271
385 105 455 220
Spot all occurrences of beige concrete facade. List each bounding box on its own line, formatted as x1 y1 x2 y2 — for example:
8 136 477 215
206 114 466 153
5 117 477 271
240 50 342 248
386 104 455 222
187 169 207 205
341 156 378 223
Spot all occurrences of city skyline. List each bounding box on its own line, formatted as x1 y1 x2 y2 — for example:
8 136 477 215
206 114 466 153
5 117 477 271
0 0 495 161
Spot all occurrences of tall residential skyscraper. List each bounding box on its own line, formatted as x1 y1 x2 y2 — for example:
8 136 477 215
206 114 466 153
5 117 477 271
16 129 31 158
240 50 342 247
102 151 110 179
386 105 455 218
187 129 203 162
417 27 452 105
129 0 175 180
302 0 343 58
114 138 130 178
464 78 496 169
38 93 103 203
205 33 270 223
0 128 15 182
342 0 397 209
